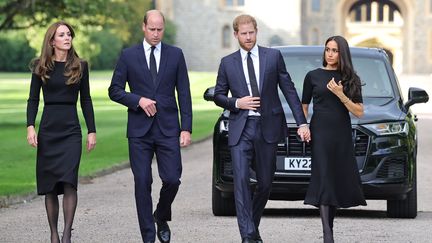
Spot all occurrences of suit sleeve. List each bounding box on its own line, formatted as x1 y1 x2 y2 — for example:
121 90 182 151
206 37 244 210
108 49 142 110
277 50 307 125
175 50 193 133
80 61 96 133
26 73 42 127
213 59 240 113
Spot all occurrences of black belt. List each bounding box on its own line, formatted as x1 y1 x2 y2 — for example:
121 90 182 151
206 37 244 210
44 102 76 106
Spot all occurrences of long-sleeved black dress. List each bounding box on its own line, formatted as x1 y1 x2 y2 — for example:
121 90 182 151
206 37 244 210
27 61 96 195
302 68 366 208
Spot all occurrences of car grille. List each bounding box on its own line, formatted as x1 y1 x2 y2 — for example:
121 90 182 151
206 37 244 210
277 127 369 156
353 129 369 156
376 155 407 179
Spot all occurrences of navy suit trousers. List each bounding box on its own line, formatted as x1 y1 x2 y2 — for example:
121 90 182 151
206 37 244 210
128 121 182 242
230 117 277 239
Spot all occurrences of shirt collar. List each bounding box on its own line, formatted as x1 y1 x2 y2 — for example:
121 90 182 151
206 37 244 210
143 39 162 52
240 45 259 60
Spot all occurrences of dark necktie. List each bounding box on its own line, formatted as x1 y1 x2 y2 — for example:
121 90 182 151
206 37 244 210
247 52 260 97
150 46 157 85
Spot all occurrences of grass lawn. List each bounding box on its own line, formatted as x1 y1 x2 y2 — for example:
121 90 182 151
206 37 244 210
0 70 221 197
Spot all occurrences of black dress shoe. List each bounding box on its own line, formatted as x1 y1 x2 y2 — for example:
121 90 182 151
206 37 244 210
255 229 263 243
154 214 170 243
242 238 256 243
144 241 155 243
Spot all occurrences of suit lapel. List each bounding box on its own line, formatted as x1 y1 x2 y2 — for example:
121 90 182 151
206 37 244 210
155 43 168 90
136 44 155 88
233 50 250 95
136 44 148 72
258 46 267 93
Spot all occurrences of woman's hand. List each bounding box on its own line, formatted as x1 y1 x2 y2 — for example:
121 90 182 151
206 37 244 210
297 125 311 143
86 132 96 152
326 77 344 98
27 126 38 147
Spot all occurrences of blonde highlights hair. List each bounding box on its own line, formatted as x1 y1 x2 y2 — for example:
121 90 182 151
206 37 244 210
232 14 257 32
30 21 82 85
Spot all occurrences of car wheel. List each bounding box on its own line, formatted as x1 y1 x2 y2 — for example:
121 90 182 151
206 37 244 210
212 181 236 216
386 169 418 218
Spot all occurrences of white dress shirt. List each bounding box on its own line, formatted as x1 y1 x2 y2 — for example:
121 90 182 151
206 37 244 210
239 45 260 116
143 40 161 72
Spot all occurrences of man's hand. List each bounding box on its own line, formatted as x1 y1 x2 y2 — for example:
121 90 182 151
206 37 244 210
237 96 260 110
139 97 157 117
180 131 191 147
297 125 311 143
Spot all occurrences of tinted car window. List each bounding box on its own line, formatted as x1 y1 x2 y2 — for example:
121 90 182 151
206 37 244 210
281 55 395 99
353 57 394 98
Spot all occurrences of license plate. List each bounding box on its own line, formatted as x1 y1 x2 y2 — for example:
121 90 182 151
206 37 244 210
284 157 311 171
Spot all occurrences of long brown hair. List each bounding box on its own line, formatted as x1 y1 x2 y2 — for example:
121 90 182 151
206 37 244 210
322 35 362 100
30 21 82 85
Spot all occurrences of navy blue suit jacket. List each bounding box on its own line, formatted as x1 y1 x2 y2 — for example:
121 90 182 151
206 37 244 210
214 46 306 146
109 43 192 138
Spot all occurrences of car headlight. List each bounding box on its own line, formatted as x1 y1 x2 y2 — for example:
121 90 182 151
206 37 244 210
219 120 229 132
363 122 408 136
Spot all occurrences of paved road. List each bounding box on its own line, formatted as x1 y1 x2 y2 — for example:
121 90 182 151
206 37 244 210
1 76 432 242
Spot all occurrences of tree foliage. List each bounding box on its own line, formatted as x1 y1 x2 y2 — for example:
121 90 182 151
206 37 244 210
0 0 114 30
0 0 179 70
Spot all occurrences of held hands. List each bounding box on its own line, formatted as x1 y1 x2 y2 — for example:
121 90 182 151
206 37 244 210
139 97 157 117
297 125 311 143
86 132 96 152
27 126 38 147
237 96 260 110
180 131 191 147
326 77 344 97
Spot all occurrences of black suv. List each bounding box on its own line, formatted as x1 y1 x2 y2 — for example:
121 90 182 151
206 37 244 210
204 46 429 218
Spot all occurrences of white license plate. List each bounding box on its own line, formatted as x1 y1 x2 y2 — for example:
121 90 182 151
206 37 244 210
284 157 311 171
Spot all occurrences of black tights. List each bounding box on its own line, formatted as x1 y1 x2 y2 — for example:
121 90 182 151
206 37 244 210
45 183 77 243
319 205 336 243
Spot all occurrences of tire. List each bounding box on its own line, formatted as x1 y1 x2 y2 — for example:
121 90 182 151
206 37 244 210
212 182 236 216
386 171 418 218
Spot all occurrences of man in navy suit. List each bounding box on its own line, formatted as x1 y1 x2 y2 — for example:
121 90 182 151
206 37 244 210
109 10 192 243
214 14 310 243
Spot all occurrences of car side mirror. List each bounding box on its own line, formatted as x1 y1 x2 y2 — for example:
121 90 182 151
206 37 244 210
203 86 215 101
404 87 429 110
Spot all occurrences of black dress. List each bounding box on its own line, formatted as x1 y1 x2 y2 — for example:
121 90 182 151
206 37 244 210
27 61 96 195
302 68 366 208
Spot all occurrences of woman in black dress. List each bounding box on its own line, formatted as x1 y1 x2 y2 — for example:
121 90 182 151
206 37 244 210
26 21 96 243
302 36 366 243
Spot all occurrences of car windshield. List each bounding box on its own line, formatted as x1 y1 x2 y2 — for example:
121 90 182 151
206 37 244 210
281 54 394 98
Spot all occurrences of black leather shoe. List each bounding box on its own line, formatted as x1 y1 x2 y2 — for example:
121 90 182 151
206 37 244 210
255 229 263 243
144 241 155 243
242 238 256 243
154 213 170 243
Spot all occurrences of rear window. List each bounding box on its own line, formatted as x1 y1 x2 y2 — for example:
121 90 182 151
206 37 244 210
282 54 394 98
